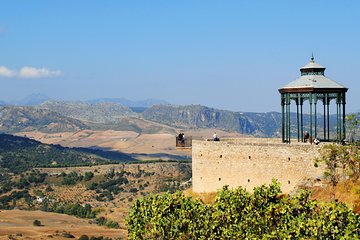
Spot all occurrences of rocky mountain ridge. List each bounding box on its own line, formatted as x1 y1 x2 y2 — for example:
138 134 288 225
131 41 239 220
0 106 87 133
0 101 339 137
142 104 282 136
87 97 168 108
40 100 137 123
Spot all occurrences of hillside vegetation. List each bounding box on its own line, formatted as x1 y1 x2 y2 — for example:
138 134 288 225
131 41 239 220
0 134 134 174
127 180 359 239
0 106 87 133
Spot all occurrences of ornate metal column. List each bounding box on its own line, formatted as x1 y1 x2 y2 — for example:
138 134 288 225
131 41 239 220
336 94 341 141
286 93 291 143
309 93 313 143
323 95 326 140
336 94 340 141
281 94 285 143
314 94 317 139
327 97 330 141
342 92 346 140
296 95 300 142
300 97 304 142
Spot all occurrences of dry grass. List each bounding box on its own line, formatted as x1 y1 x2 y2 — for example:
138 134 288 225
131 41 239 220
0 209 126 240
16 128 244 161
183 188 217 205
184 180 360 213
310 180 360 213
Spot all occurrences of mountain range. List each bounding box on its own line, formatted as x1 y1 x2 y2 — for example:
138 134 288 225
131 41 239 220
1 94 168 108
40 101 137 123
0 106 87 133
87 97 168 108
0 99 343 137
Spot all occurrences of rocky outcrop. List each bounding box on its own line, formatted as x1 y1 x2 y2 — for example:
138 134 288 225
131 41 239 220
40 101 137 123
142 105 282 136
0 106 87 133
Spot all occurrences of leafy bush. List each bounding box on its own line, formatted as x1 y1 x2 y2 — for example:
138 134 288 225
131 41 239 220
95 217 119 229
78 235 89 240
33 219 42 226
45 185 54 192
129 188 138 193
0 190 32 209
84 172 94 181
62 172 83 185
49 202 95 219
316 144 360 186
126 180 360 239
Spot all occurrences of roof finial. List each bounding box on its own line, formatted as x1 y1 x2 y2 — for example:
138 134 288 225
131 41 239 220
311 52 315 63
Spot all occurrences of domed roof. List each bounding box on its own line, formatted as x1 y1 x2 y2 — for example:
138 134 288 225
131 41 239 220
280 75 346 90
279 56 348 93
300 60 325 70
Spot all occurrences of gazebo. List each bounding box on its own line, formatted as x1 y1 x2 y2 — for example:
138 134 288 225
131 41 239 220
279 55 348 143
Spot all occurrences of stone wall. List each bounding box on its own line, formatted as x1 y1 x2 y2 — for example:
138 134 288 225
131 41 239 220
192 138 325 194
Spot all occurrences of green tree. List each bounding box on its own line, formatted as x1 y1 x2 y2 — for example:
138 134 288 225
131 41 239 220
346 113 360 143
84 172 94 181
316 144 360 185
33 219 42 226
78 235 89 240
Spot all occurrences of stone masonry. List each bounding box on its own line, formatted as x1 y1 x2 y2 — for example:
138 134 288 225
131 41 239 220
192 138 325 194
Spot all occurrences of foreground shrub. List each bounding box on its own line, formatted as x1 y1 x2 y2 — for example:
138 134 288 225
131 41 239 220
126 180 360 239
78 235 89 240
33 219 42 226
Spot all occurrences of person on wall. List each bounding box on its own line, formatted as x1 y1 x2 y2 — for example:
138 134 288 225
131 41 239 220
213 132 219 141
304 131 310 143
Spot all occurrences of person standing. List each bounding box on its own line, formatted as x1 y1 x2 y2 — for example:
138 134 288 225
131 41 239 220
213 132 219 141
304 131 310 142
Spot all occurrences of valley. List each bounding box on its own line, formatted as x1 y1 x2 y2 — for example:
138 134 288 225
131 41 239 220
15 128 243 161
0 100 359 239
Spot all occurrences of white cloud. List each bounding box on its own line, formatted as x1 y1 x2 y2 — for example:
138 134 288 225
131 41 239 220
0 65 62 79
0 66 15 77
19 66 62 78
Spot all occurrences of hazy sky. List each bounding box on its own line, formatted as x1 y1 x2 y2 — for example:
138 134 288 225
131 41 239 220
1 1 359 112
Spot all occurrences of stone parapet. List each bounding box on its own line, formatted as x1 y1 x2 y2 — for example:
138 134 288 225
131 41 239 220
192 138 325 194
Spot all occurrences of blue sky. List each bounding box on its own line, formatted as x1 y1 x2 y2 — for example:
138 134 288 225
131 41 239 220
1 1 359 112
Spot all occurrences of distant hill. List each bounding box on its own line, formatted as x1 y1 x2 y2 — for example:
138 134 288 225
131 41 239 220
0 101 341 137
142 104 339 137
40 101 137 123
142 105 267 135
0 106 87 133
11 93 51 106
0 104 176 134
88 97 168 108
0 134 135 174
